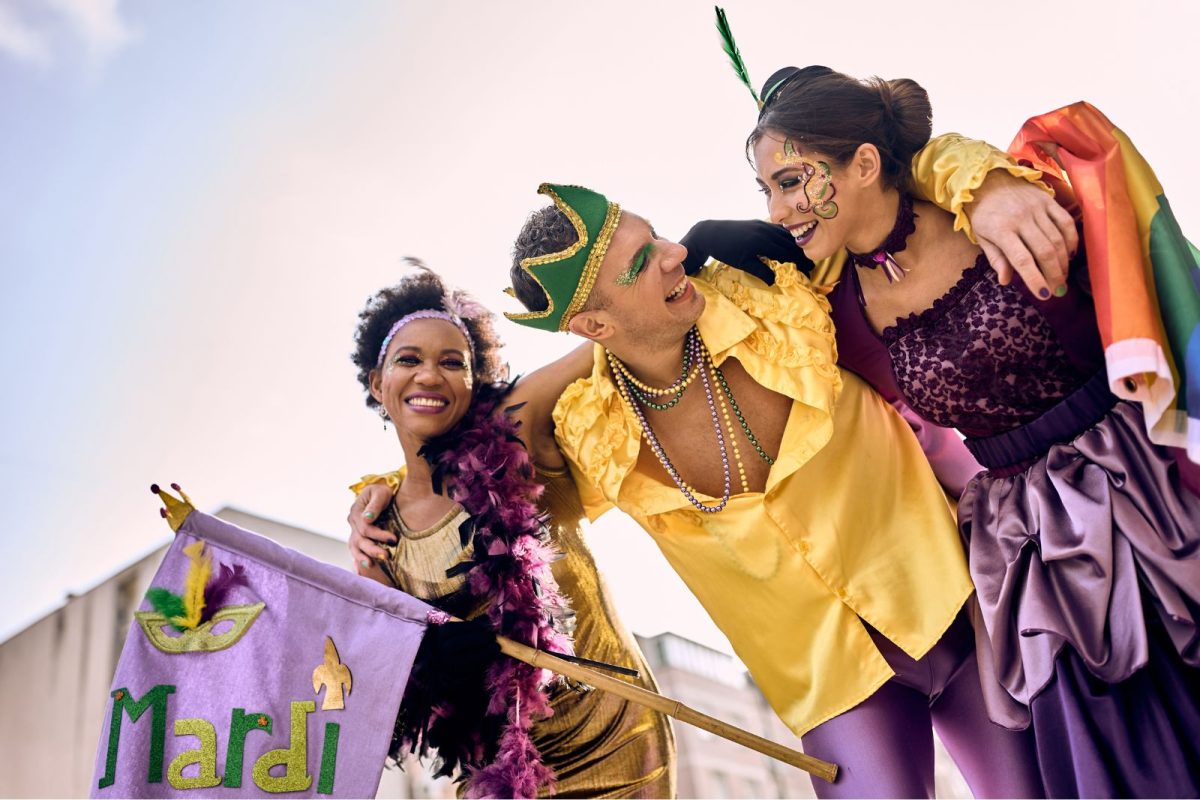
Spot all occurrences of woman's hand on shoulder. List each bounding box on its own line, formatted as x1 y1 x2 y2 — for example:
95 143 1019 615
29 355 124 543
348 482 397 581
967 170 1078 300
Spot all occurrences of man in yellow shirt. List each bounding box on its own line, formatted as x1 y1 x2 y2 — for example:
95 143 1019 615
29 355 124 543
498 180 1045 798
351 143 1065 796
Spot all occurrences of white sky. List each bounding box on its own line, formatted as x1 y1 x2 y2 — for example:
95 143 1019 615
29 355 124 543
2 0 1198 651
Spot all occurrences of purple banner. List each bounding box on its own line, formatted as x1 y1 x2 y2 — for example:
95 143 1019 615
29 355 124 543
91 510 431 798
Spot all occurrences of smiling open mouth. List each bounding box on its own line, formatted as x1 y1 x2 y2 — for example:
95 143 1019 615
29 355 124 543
791 220 818 245
665 276 689 302
406 397 448 408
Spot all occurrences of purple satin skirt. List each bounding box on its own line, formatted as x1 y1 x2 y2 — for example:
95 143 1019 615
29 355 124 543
959 386 1200 798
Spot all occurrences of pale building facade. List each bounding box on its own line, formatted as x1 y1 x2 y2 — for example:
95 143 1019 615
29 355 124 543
0 508 453 799
0 508 971 799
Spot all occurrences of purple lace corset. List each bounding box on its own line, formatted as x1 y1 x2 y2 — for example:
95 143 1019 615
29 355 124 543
881 255 1096 438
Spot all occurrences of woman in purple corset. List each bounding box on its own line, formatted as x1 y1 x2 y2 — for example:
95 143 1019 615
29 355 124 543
691 65 1200 797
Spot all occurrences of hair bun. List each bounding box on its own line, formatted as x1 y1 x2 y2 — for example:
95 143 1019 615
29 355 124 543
871 77 932 162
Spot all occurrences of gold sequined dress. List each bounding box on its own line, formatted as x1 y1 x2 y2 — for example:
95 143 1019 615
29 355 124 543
380 466 676 798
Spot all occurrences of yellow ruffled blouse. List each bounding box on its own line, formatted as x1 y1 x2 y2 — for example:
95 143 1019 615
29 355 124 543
552 261 975 737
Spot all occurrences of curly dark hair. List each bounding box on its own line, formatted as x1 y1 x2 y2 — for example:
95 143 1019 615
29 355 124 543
510 205 609 314
351 262 506 410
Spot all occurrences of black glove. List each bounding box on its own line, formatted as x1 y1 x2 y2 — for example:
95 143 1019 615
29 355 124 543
395 617 505 776
680 218 815 285
418 618 502 691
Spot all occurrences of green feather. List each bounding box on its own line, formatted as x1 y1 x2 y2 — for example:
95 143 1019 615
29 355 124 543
715 6 760 108
145 587 187 630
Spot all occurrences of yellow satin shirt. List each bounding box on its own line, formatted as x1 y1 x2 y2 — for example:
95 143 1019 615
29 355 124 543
552 262 975 736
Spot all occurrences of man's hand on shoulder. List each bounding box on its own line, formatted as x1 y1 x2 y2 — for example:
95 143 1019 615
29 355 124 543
348 482 397 580
967 171 1079 300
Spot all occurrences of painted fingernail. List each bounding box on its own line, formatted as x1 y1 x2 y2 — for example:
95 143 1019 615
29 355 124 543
159 508 167 518
1054 284 1068 297
1038 288 1050 299
363 510 375 519
359 559 370 569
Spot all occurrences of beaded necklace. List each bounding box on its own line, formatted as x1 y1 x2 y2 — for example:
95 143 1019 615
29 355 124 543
609 337 700 411
700 335 776 468
607 327 775 513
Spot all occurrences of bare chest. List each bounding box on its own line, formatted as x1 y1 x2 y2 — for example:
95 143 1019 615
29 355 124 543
631 357 791 498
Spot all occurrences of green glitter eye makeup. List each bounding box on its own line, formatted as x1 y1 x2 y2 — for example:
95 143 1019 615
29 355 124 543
617 243 653 286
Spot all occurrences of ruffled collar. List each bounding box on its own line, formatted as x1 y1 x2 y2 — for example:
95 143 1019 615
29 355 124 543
583 278 760 517
588 268 836 517
695 279 759 362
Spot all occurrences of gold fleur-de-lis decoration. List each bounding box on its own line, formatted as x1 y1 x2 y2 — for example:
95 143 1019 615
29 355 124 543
312 636 352 711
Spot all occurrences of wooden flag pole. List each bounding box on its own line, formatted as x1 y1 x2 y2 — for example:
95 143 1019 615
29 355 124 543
148 484 837 782
494 632 839 783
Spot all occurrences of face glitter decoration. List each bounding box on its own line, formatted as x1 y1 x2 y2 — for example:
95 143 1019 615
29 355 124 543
373 317 476 438
384 347 474 393
376 310 472 369
616 242 653 286
773 139 839 220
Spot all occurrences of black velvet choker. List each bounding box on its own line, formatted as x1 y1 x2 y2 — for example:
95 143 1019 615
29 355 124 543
847 193 917 283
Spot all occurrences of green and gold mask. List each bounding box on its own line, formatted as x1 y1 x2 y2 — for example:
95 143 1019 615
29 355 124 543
505 183 622 332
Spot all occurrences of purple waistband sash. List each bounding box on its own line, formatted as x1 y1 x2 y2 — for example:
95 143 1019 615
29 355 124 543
964 371 1117 470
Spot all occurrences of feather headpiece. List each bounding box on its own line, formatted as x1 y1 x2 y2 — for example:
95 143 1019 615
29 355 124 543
714 8 823 117
715 6 761 109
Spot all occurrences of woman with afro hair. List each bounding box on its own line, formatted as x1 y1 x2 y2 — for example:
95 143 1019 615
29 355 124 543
346 264 674 799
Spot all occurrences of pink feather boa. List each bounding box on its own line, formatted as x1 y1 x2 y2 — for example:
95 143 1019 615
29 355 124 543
393 382 573 798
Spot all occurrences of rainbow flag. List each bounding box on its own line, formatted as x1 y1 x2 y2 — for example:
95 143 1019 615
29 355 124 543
1008 102 1200 461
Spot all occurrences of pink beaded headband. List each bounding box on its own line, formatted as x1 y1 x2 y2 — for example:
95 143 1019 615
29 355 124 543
375 310 473 368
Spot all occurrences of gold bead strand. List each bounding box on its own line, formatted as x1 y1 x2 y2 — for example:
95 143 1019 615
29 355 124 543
705 346 750 494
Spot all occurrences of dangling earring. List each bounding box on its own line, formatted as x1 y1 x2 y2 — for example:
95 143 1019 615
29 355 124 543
379 405 390 431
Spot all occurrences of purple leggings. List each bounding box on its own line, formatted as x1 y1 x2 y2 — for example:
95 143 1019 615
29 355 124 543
801 613 1045 799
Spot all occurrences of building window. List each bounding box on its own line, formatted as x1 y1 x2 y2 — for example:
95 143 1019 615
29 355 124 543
112 575 140 675
711 770 733 798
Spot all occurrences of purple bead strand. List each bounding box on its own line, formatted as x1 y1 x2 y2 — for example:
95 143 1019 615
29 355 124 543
613 328 731 513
